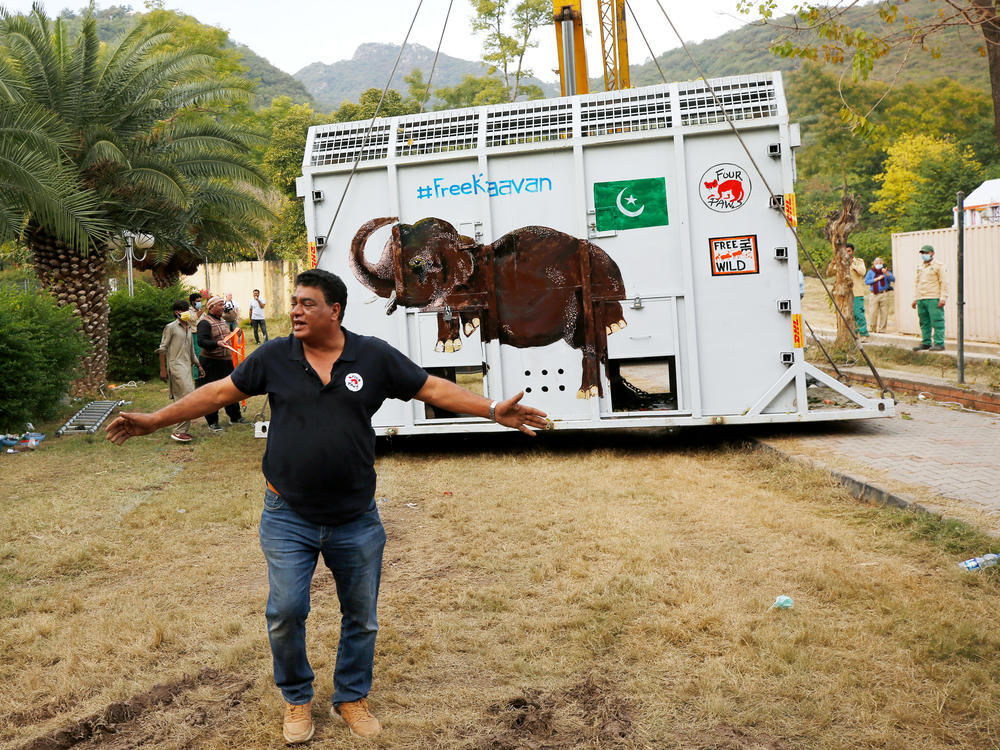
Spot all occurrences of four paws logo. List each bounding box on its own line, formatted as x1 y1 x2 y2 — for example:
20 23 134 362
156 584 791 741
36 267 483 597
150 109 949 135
699 164 751 212
344 373 364 392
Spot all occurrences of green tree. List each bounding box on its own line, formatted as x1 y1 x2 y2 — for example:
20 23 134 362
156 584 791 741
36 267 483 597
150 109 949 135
738 0 1000 147
332 88 419 123
0 6 268 391
872 134 983 232
471 0 550 101
433 74 509 108
0 102 107 252
260 100 326 262
881 82 1000 173
405 68 432 109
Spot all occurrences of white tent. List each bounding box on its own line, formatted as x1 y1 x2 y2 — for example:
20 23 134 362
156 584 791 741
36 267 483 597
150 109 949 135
955 178 1000 226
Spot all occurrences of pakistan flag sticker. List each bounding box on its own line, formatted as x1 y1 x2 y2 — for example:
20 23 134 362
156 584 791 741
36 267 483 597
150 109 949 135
594 177 668 231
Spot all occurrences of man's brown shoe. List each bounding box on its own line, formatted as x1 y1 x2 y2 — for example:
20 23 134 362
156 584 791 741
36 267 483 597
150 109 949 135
283 700 314 744
333 698 381 737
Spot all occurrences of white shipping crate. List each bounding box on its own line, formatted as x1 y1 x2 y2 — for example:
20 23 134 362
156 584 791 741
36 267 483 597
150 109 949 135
298 72 893 435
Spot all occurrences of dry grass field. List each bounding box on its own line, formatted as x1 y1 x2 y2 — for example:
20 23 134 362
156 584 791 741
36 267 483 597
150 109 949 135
2 377 1000 749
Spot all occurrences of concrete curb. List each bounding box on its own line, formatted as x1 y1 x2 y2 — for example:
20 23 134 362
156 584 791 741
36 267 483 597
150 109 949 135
808 326 1000 359
753 439 945 520
817 367 1000 414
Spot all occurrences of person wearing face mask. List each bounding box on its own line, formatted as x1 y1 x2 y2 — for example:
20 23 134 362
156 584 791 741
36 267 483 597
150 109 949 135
188 292 205 383
157 300 205 442
911 244 947 351
864 257 895 333
197 295 249 431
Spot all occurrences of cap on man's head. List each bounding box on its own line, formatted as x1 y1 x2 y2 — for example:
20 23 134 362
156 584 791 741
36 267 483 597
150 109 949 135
920 244 935 254
207 295 225 308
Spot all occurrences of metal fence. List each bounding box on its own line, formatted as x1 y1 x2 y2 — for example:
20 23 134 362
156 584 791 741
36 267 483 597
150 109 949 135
892 225 1000 344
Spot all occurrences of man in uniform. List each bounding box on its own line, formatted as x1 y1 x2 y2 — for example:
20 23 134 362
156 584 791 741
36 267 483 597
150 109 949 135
157 300 205 442
107 269 548 743
846 243 869 339
911 244 948 351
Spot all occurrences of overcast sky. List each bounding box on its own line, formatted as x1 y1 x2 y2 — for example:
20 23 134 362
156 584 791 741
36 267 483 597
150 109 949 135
2 0 761 81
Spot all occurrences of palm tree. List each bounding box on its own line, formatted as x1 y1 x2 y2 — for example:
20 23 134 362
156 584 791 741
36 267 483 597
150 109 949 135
0 103 107 251
0 4 269 391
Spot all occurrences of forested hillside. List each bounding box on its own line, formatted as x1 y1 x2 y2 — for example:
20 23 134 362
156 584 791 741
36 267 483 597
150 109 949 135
294 42 559 111
625 0 989 93
56 5 314 108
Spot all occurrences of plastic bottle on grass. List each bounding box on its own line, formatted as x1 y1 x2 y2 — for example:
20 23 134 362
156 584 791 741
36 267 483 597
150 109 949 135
959 554 999 572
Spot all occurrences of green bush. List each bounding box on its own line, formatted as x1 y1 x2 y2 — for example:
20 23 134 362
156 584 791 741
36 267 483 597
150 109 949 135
0 286 90 432
108 280 192 380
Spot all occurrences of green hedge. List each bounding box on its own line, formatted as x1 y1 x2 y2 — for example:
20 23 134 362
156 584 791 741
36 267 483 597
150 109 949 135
108 281 192 381
0 286 89 432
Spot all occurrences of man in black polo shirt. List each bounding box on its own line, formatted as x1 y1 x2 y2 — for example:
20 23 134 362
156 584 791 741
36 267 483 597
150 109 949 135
106 269 547 743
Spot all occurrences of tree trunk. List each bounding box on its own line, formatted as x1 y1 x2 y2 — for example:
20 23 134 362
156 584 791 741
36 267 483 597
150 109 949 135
151 266 181 288
134 248 201 289
823 189 861 350
971 0 1000 146
31 231 109 394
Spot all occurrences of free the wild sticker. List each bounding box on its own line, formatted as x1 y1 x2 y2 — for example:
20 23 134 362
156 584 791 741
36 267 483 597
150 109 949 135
709 235 759 276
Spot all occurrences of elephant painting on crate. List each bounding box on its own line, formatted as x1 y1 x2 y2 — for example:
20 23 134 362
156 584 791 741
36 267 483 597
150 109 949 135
349 216 627 398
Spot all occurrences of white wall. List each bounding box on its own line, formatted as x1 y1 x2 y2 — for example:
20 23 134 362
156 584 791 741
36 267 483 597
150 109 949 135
182 261 297 321
892 225 1000 343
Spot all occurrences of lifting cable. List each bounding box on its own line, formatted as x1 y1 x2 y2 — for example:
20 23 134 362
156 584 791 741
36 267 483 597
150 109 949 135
624 0 668 85
420 0 455 114
649 0 893 400
318 0 426 266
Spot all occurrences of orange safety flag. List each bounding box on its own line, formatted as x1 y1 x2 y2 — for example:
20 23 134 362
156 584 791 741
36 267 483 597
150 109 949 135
220 328 247 407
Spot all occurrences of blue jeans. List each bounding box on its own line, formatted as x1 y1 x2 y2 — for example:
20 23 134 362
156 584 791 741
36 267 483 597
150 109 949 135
259 488 386 706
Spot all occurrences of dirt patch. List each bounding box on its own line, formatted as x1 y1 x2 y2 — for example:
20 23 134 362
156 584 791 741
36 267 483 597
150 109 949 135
164 450 196 465
471 673 633 749
16 669 252 750
5 701 73 728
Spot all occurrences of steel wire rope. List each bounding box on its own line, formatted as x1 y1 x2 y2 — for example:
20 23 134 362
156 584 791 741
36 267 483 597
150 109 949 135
624 0 668 84
420 0 456 113
803 317 842 379
318 0 426 265
650 0 893 400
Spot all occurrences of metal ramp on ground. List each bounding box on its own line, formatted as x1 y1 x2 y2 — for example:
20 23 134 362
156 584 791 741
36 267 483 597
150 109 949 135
56 400 125 436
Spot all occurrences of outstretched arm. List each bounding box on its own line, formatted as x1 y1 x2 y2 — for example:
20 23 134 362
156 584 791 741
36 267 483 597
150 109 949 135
106 376 250 445
414 376 549 436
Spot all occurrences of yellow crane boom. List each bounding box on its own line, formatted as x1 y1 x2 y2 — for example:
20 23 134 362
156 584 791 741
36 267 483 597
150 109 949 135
553 0 630 96
553 1 589 96
597 0 630 91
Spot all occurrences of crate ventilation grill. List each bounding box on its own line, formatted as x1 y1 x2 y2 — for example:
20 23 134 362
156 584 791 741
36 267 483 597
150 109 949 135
396 113 480 157
310 122 391 166
308 74 779 166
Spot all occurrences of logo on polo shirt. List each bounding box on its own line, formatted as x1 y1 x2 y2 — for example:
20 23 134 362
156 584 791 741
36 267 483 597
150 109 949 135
345 373 364 392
